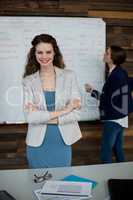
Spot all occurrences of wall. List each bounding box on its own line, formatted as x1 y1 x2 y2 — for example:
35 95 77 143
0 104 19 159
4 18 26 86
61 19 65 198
0 0 133 169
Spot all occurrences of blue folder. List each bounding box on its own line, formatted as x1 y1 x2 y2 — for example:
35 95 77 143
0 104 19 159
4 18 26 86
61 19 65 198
62 174 98 189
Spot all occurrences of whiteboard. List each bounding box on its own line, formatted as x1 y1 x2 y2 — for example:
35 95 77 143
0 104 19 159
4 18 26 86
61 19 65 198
0 16 105 123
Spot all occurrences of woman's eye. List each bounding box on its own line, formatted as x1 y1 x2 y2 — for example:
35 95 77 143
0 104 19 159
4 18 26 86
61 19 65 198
46 51 52 54
37 51 42 54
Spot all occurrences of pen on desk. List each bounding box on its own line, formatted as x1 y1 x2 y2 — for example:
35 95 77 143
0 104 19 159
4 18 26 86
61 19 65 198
34 170 49 183
43 170 48 178
35 170 48 178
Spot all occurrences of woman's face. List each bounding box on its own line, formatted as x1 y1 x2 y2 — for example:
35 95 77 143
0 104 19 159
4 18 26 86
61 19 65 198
103 47 113 65
35 42 55 68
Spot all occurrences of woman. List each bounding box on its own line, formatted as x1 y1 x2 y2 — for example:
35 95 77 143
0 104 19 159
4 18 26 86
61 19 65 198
23 34 82 168
85 45 130 163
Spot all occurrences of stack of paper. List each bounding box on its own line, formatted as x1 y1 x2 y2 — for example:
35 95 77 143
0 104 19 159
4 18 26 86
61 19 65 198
34 180 93 200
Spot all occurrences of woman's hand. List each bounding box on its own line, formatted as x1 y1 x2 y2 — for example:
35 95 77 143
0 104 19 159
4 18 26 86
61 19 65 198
24 102 38 112
85 83 93 93
71 99 81 109
63 98 81 114
48 118 58 124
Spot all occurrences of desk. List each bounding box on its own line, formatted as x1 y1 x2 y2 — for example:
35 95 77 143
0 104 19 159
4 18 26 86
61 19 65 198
0 162 133 200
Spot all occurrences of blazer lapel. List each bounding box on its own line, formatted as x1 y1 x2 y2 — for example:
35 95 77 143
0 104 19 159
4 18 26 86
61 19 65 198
33 71 47 109
55 67 64 110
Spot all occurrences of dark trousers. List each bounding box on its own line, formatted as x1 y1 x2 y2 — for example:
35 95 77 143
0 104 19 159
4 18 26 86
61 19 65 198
101 121 125 163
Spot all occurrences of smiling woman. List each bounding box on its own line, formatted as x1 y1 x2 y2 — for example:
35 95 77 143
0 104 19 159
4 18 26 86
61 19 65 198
35 43 55 66
22 34 82 168
35 42 59 91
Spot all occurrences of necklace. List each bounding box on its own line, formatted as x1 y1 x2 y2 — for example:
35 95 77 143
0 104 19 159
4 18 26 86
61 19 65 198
40 70 56 91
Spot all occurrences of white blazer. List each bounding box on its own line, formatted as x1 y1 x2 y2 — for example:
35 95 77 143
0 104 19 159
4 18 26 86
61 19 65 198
22 67 82 147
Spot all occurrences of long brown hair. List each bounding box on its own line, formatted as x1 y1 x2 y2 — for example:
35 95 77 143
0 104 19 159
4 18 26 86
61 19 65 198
23 34 65 77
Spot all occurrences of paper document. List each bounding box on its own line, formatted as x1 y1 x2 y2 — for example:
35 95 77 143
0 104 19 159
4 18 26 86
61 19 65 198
34 189 90 200
42 180 91 198
34 180 92 200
